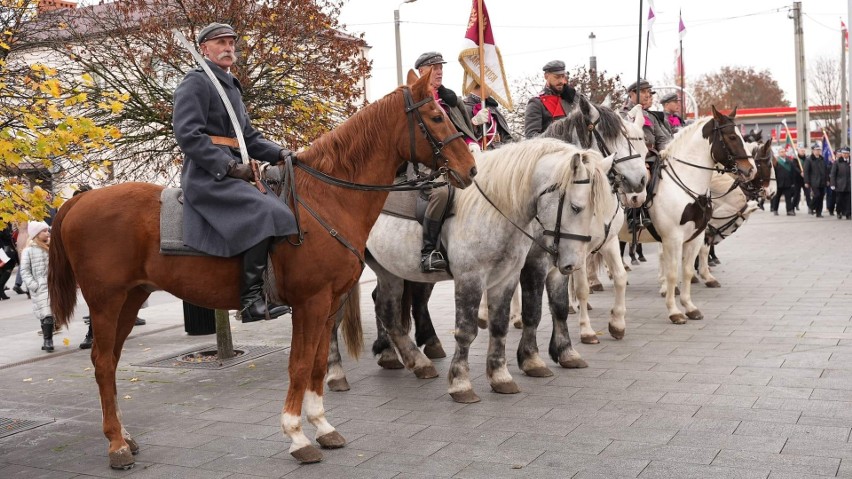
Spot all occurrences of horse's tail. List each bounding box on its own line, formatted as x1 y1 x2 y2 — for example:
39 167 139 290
340 283 363 360
48 196 81 329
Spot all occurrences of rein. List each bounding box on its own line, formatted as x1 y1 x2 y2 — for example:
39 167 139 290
474 179 592 258
707 202 750 245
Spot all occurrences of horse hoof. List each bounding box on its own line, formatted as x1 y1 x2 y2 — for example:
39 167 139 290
108 446 135 470
523 366 553 378
291 445 323 463
705 280 721 288
450 390 481 403
423 342 446 359
608 324 625 340
477 317 488 329
675 286 681 295
377 357 404 370
580 334 600 345
559 357 588 369
590 284 604 292
317 431 346 449
690 276 699 284
686 310 704 320
414 365 439 379
568 305 576 314
327 377 351 392
125 437 139 455
512 319 522 329
669 314 687 324
491 381 520 394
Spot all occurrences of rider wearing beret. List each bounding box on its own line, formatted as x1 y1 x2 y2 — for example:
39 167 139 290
523 60 577 139
173 22 294 323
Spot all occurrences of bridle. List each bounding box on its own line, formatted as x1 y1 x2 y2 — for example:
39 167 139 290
707 201 750 245
710 118 752 174
740 148 772 201
403 87 465 182
587 120 642 195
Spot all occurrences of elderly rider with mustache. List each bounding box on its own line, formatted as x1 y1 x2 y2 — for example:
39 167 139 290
173 22 297 323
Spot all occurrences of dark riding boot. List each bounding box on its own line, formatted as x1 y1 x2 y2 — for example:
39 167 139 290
420 218 448 273
79 325 93 349
240 238 291 323
0 270 11 300
41 316 55 352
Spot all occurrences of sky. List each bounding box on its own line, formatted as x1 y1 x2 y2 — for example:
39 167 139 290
338 0 848 108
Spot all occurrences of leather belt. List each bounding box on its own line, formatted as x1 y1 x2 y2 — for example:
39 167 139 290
210 136 239 149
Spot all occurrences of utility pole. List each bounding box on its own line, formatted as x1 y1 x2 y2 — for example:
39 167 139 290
589 32 597 73
848 0 852 146
842 23 848 147
791 2 810 147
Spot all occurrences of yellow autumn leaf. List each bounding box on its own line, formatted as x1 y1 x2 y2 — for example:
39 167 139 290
63 338 70 346
129 377 139 382
23 378 32 382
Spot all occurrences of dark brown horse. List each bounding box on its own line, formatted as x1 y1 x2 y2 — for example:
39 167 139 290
47 70 476 469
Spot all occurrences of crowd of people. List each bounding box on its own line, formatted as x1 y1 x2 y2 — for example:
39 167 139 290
772 143 851 219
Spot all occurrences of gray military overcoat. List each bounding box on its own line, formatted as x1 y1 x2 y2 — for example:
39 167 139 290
173 60 297 257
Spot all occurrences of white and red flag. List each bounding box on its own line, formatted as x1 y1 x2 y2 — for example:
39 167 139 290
842 20 848 51
458 0 513 110
647 0 656 46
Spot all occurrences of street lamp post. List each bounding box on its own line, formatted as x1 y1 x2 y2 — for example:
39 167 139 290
394 0 418 86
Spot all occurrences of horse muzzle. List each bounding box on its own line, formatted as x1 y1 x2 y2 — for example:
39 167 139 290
448 165 476 188
622 190 647 209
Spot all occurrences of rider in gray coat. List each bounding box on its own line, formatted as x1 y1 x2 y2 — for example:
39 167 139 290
173 22 295 322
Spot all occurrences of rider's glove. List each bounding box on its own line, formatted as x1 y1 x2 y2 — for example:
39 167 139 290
227 161 254 182
468 142 482 154
471 108 490 126
279 149 294 163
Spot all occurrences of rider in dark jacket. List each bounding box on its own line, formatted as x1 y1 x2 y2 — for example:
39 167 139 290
523 60 576 139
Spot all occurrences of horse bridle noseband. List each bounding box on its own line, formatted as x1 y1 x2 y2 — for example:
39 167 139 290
588 120 642 195
538 180 594 256
403 87 464 175
711 119 751 174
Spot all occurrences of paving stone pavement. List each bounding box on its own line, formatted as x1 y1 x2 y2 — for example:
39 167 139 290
0 205 850 478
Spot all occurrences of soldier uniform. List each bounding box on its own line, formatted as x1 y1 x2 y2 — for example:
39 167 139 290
523 60 577 139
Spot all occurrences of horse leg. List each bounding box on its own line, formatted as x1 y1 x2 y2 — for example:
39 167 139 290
661 236 687 323
282 293 334 464
91 288 147 470
547 268 587 368
601 240 627 340
698 243 720 288
680 236 705 320
412 283 445 359
588 253 604 292
325 307 349 392
517 260 552 377
370 285 404 370
509 285 522 329
484 279 521 395
574 260 597 344
373 270 436 379
448 275 484 403
476 290 489 330
308 314 346 451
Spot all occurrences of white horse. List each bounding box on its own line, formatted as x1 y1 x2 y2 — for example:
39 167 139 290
618 106 756 323
335 139 613 402
695 139 773 287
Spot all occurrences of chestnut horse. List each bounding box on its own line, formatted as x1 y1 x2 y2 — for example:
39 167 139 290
47 70 476 469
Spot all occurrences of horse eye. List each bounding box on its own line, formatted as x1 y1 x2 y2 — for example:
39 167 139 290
432 115 444 123
571 204 583 214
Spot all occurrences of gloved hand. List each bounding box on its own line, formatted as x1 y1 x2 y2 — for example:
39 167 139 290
227 162 254 182
279 149 294 162
468 142 482 154
471 108 490 126
436 85 459 107
560 85 577 103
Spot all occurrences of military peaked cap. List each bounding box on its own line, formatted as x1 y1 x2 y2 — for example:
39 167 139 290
415 52 446 69
660 92 680 104
626 79 654 93
198 23 237 45
542 60 566 74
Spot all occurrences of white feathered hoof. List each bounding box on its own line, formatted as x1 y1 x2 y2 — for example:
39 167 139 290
327 377 350 392
413 365 439 379
686 309 704 320
690 276 699 284
580 333 600 345
705 280 721 288
669 313 687 324
377 357 404 370
559 356 588 369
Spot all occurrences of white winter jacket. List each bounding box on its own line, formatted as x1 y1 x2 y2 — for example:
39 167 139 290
20 243 51 320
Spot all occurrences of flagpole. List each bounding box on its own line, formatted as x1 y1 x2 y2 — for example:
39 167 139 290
679 38 685 119
475 0 488 150
637 0 643 99
643 32 650 79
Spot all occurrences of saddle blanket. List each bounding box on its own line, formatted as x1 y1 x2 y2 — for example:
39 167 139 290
159 188 207 256
381 189 426 223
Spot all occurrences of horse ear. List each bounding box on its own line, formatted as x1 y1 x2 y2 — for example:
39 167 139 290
601 94 612 108
729 106 738 119
406 69 420 86
711 105 722 122
410 68 432 98
763 138 772 151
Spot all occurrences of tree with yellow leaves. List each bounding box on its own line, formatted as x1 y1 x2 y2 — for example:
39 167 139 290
1 0 118 228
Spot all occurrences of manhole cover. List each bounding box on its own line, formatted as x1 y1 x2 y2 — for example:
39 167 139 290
0 418 55 439
132 345 286 370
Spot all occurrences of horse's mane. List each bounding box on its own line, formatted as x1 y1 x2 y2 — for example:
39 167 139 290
454 138 613 226
298 88 401 179
543 96 626 149
661 116 712 158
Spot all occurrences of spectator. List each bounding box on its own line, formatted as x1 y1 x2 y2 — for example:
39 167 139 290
804 142 828 218
20 221 54 352
830 147 851 220
826 150 838 216
0 224 18 300
772 147 800 216
793 145 807 212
